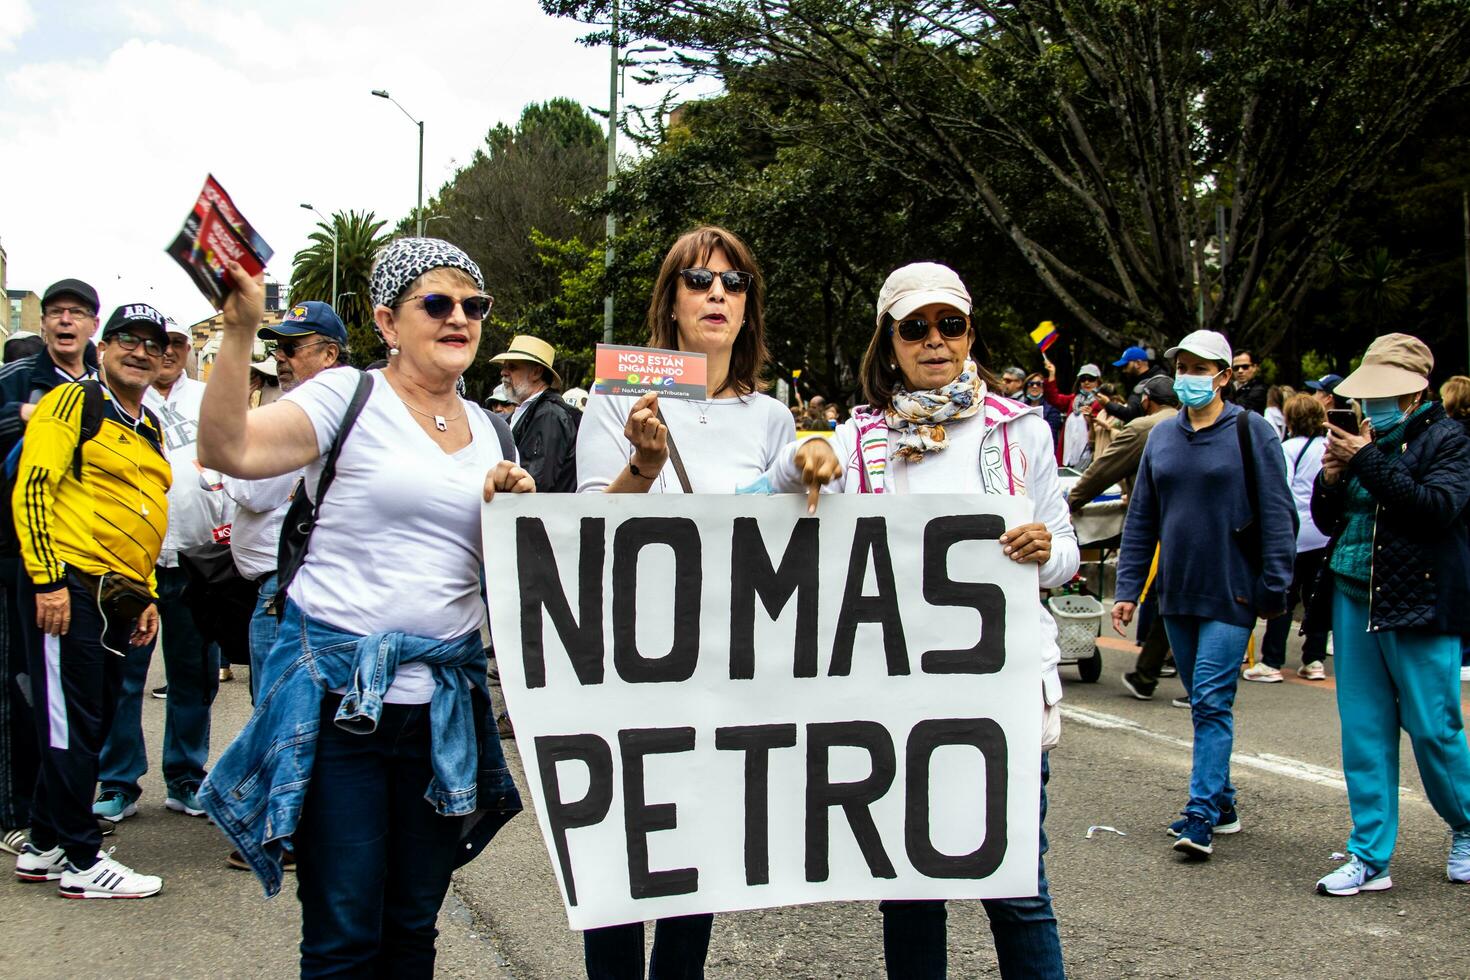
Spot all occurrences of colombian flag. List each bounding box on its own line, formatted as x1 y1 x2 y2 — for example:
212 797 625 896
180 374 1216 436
1030 320 1059 353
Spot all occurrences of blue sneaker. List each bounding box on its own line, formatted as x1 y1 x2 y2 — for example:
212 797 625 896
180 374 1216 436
1171 815 1213 858
165 784 206 818
1167 804 1240 837
92 791 138 823
1448 829 1470 883
1317 854 1392 896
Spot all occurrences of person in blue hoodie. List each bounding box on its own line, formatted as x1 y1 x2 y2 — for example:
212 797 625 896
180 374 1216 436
1111 329 1297 859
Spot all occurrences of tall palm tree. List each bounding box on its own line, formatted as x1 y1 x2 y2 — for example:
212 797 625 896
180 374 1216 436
289 210 389 365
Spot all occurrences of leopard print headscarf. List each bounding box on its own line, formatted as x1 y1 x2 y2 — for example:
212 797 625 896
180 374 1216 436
369 237 484 309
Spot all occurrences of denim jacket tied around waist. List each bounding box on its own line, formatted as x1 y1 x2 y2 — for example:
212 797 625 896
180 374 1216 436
198 599 521 897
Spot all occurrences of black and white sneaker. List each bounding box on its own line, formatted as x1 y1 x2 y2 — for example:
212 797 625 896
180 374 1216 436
58 849 162 899
15 842 67 882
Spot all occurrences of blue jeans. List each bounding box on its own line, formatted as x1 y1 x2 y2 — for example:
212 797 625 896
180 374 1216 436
583 915 715 979
296 695 464 978
881 753 1063 980
1332 589 1470 870
1163 616 1250 824
98 564 219 799
247 572 278 705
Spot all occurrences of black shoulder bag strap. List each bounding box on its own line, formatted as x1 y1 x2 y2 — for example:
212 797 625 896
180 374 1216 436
486 407 516 461
1235 411 1263 571
268 372 375 615
654 405 694 493
1292 434 1318 471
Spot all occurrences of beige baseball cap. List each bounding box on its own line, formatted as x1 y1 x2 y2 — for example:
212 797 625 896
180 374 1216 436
875 263 972 326
1165 329 1233 366
1335 333 1432 399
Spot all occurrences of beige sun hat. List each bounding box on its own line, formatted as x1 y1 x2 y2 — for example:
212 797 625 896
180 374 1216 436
489 335 562 389
1334 333 1432 399
875 263 972 326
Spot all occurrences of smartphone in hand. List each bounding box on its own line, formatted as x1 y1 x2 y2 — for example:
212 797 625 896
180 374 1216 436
1327 408 1358 433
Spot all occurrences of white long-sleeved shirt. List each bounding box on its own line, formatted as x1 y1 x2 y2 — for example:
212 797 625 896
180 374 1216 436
767 398 1080 706
222 471 297 580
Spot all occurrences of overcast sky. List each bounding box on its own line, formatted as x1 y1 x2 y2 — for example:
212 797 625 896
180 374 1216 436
0 0 689 329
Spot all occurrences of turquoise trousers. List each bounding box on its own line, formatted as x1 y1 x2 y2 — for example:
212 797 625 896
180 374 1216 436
1333 588 1470 870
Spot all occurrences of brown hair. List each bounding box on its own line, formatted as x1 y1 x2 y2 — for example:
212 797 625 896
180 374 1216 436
1440 375 1470 419
646 226 768 397
1283 392 1327 439
859 312 1001 412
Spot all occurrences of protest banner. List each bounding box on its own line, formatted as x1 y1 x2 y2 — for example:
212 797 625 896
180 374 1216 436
591 344 708 400
484 493 1043 930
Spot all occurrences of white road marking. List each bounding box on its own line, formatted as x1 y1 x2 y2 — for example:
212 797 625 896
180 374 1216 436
1059 704 1419 799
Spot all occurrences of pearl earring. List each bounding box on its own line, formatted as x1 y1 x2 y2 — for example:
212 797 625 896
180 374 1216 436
389 346 400 356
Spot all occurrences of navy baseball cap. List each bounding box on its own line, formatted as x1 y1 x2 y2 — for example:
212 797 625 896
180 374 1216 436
101 303 168 342
1305 373 1342 393
260 301 348 345
1112 345 1149 367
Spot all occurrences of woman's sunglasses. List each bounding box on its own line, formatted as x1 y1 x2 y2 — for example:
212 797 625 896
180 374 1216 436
678 268 754 294
892 315 969 343
400 293 494 321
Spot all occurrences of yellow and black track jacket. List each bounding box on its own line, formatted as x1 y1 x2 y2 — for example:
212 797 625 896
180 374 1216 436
12 382 171 594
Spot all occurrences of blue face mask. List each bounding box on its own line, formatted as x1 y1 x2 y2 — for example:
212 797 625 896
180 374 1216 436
1173 371 1221 409
1362 397 1407 431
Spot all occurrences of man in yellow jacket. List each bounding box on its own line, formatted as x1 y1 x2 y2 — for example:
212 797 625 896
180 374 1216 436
10 303 171 900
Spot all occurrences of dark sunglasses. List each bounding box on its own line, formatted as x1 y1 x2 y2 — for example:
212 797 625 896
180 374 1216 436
1025 379 1045 388
401 293 494 321
678 268 754 294
110 332 164 357
892 315 969 343
275 339 331 358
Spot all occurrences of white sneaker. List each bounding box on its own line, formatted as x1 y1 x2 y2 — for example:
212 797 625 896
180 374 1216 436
58 849 163 899
1171 697 1190 708
1299 661 1327 681
1461 665 1470 683
15 842 67 882
1 827 28 857
1242 663 1283 683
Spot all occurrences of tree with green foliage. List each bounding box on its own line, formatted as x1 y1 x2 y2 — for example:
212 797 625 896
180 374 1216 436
399 97 608 396
288 210 390 366
545 0 1470 357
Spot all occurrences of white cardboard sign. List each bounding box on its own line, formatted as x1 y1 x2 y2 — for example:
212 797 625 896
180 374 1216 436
483 493 1042 930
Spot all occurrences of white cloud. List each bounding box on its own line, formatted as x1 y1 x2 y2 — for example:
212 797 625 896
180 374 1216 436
0 0 34 50
0 0 700 329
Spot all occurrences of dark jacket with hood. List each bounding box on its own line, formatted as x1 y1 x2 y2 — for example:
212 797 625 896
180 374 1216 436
510 388 580 494
1303 403 1470 636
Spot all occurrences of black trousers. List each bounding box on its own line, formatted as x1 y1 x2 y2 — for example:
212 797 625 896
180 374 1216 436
22 572 134 867
0 558 38 830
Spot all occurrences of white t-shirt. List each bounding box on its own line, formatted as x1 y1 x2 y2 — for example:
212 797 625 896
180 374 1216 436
1282 434 1330 552
283 368 510 703
576 390 795 494
145 374 230 567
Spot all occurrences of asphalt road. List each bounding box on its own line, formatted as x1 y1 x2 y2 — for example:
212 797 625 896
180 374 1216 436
4 618 1468 979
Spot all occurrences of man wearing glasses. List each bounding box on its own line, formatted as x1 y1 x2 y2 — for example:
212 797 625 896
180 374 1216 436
95 315 230 824
1231 350 1269 414
0 279 101 858
11 303 170 898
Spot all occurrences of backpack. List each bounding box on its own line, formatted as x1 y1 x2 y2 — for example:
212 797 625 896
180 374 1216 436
0 380 153 556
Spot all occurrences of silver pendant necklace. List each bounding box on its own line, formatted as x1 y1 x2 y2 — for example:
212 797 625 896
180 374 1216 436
690 397 714 424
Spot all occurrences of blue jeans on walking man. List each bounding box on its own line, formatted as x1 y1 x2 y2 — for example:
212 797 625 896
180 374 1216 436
1163 616 1252 824
99 565 219 803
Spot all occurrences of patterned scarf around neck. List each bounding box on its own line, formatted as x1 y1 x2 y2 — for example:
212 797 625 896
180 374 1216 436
888 359 985 461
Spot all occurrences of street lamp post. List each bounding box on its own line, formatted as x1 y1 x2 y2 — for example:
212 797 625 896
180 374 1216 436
603 0 620 345
371 89 425 237
300 203 337 311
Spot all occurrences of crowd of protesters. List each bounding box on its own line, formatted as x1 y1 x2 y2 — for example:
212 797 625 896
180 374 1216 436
2 222 1469 979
